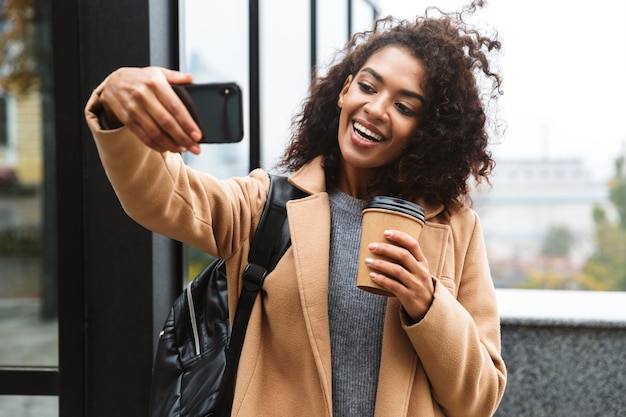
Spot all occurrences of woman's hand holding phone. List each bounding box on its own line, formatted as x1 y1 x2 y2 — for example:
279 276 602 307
98 66 203 155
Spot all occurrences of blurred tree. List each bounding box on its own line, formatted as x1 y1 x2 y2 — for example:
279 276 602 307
0 0 37 95
609 156 626 229
541 225 573 256
520 270 611 291
584 156 626 291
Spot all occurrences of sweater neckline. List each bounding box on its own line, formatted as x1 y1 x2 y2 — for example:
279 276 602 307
328 187 367 214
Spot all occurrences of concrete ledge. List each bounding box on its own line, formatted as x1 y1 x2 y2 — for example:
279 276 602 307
496 288 626 327
494 289 626 416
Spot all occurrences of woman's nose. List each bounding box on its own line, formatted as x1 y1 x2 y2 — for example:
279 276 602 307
364 95 388 121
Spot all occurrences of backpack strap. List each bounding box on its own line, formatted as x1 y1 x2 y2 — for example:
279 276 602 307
215 174 306 416
247 175 306 272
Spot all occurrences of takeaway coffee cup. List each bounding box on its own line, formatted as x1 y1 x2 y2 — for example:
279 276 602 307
357 196 426 297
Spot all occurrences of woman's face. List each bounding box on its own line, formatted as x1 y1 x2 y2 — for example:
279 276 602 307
337 46 427 173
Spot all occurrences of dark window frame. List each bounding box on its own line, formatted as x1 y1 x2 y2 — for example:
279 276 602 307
0 95 7 147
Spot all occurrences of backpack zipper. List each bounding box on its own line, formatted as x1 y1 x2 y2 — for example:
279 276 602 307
186 284 201 356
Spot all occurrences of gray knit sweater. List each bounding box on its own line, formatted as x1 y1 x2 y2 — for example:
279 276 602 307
327 187 387 417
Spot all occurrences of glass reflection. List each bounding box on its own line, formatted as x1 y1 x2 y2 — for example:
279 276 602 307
0 0 58 368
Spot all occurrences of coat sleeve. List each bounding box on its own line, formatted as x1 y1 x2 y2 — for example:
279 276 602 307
84 83 270 260
403 210 507 417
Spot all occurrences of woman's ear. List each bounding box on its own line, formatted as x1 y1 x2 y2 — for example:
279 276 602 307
337 75 353 108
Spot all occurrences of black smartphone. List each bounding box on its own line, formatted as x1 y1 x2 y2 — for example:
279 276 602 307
172 82 243 143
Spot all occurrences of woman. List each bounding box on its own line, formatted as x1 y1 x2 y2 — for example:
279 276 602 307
85 3 507 416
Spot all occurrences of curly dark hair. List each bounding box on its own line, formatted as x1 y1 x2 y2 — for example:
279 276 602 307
278 1 503 212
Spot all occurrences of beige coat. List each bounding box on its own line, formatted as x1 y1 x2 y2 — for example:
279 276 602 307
86 86 506 417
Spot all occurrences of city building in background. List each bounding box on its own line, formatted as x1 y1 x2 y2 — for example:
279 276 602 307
474 158 613 289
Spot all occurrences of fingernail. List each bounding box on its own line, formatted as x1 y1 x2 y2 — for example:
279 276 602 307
364 257 374 265
384 230 393 237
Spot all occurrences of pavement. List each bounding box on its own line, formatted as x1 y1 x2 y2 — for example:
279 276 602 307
0 299 58 417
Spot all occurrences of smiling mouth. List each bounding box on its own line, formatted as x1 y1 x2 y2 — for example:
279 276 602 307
353 121 384 142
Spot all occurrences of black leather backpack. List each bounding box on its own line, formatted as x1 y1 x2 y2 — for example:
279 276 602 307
149 174 306 417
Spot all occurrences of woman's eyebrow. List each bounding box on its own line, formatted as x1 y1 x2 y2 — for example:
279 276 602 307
361 67 426 105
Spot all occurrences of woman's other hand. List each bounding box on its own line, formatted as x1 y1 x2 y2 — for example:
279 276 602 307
365 230 434 322
98 66 202 155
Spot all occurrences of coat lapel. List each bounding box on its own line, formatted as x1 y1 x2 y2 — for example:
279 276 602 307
287 193 334 411
375 298 419 416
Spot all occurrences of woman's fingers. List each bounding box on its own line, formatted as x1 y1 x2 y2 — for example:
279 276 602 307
367 230 422 271
366 230 434 321
99 66 202 154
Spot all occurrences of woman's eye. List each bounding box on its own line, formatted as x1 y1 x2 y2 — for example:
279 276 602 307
396 103 416 116
358 82 376 94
